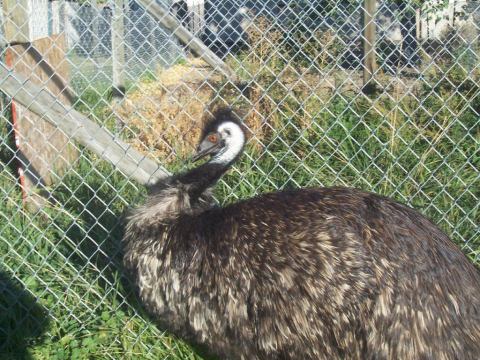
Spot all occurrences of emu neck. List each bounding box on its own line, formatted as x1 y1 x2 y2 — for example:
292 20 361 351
175 161 229 200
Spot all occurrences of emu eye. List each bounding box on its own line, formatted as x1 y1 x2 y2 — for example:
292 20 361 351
208 134 218 143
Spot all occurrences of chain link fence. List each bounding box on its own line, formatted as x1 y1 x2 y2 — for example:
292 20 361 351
64 1 183 91
0 0 479 358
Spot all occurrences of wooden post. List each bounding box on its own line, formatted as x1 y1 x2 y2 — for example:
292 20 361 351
2 0 78 209
112 0 126 99
2 0 31 43
362 0 377 94
0 66 169 185
90 0 100 57
448 0 456 27
416 8 421 40
49 1 61 36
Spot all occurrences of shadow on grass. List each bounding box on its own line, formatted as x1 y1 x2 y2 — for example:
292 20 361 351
0 271 49 360
51 159 217 359
0 114 49 359
52 160 143 306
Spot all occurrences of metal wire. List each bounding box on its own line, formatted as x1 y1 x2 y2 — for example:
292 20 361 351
0 0 478 357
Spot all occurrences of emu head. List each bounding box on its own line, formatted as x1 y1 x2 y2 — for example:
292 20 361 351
192 109 245 165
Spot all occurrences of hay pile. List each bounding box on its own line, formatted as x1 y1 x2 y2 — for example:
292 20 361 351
116 56 352 167
117 58 224 163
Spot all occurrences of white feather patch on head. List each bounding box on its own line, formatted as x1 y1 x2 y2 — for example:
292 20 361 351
210 121 245 164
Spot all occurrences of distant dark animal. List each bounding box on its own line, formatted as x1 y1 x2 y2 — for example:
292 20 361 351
123 108 480 359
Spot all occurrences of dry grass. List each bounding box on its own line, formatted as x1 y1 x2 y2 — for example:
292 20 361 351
116 15 461 164
117 56 280 161
117 58 222 163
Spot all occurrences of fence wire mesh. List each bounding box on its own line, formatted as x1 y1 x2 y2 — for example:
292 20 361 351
0 0 479 358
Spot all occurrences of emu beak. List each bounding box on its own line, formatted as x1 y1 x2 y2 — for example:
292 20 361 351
191 140 223 162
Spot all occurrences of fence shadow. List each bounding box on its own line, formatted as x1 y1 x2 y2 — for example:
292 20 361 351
0 271 49 360
51 169 134 296
50 163 161 324
50 163 220 359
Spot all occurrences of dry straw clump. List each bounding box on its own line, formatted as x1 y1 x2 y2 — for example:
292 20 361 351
117 57 274 163
117 58 222 163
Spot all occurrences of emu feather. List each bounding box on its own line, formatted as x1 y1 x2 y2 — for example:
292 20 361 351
123 108 480 360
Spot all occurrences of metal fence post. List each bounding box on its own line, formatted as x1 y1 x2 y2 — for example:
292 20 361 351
112 0 126 99
362 0 377 94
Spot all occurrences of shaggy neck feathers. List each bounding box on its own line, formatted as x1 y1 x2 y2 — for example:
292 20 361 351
175 162 228 200
146 113 245 218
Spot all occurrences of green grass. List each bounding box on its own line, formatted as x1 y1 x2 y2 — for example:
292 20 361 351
0 58 479 359
217 91 479 260
0 154 204 359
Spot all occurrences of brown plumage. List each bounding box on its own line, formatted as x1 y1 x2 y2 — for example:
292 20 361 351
123 108 480 359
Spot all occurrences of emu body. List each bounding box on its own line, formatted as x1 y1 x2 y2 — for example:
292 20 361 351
123 110 480 359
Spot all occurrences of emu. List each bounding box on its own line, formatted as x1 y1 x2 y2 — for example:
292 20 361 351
123 108 480 359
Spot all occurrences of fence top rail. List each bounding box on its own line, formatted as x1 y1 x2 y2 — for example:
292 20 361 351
0 64 170 185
